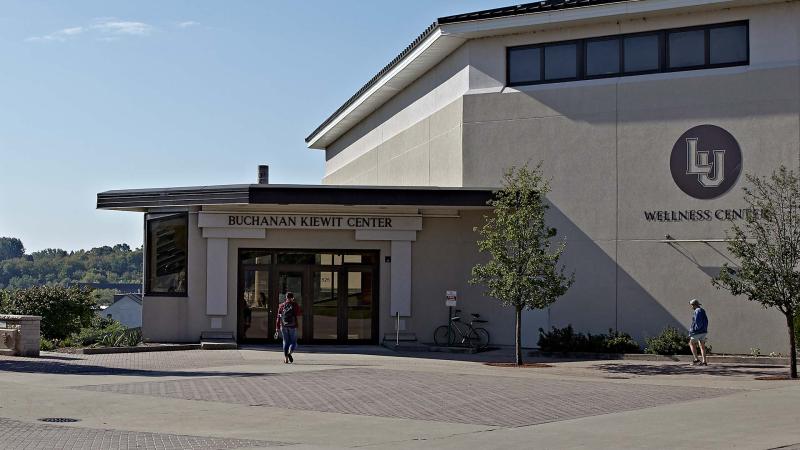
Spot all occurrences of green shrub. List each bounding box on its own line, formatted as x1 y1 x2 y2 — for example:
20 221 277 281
39 338 55 351
0 285 95 340
645 326 696 355
95 327 142 347
538 325 641 354
71 316 141 348
604 330 642 354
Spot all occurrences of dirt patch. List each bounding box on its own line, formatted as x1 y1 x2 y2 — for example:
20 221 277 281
484 362 553 368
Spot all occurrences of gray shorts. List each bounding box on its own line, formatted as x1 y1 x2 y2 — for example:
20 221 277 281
690 333 707 342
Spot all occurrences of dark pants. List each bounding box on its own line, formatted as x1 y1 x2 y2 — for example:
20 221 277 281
281 327 297 356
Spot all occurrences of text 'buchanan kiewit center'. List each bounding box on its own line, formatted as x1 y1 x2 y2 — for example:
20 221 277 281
98 0 800 353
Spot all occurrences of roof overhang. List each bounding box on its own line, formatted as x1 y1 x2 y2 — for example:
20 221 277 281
97 184 495 212
305 0 775 150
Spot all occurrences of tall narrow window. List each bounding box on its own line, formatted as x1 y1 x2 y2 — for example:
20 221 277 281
146 214 188 295
508 47 541 84
668 29 705 69
544 43 578 80
586 38 620 76
710 25 747 65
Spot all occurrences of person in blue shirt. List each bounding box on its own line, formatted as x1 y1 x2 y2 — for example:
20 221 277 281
688 298 709 366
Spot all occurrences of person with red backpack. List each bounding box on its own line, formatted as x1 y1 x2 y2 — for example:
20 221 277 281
275 291 301 363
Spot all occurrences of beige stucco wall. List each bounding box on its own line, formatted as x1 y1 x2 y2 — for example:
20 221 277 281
142 210 209 343
457 1 800 353
312 1 800 353
323 44 469 186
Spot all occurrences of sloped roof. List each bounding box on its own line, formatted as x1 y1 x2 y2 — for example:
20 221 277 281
305 0 631 146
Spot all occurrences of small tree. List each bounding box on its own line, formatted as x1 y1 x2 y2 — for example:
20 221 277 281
470 164 574 366
713 166 800 378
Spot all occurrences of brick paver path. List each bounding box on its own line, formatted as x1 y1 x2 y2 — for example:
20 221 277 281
76 368 739 427
0 417 283 449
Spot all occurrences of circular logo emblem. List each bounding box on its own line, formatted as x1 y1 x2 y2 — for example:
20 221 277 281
669 124 742 199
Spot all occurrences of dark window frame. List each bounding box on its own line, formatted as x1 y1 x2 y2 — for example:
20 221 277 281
145 212 189 297
506 45 543 85
622 30 664 76
543 40 582 82
584 35 622 79
707 22 751 67
506 20 748 87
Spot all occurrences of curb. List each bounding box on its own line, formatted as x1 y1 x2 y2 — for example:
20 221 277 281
78 344 201 355
529 351 789 366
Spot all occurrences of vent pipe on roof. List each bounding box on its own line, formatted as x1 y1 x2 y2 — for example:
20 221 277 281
257 165 269 184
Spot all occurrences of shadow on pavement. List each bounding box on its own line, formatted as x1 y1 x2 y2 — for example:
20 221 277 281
595 362 784 377
0 359 267 378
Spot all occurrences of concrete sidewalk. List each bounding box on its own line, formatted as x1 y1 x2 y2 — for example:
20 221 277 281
0 347 797 449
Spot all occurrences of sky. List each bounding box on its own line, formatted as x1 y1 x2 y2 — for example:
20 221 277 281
0 0 509 253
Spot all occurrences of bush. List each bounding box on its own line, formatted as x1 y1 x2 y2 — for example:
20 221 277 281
72 316 142 348
645 326 698 355
0 285 95 340
538 325 641 354
40 338 55 351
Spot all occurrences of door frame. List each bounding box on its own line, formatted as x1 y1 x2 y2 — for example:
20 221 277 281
237 249 380 345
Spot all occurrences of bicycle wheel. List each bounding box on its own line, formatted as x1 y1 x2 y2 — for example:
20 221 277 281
434 325 454 346
469 327 490 350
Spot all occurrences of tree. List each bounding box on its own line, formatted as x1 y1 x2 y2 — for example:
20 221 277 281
0 285 96 340
0 237 25 261
470 164 574 366
713 166 800 379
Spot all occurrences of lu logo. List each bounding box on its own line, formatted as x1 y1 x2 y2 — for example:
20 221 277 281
685 138 725 188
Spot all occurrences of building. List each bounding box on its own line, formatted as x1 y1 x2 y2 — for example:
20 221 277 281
98 0 800 353
100 294 143 329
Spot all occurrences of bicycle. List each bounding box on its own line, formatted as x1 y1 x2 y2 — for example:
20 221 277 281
433 309 490 350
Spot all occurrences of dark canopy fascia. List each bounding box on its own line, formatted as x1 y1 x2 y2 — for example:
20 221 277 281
97 184 495 211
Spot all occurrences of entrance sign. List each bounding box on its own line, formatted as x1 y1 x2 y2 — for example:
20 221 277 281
199 212 422 231
669 124 742 199
445 290 457 307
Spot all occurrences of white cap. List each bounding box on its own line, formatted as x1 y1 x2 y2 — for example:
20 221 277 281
689 298 701 306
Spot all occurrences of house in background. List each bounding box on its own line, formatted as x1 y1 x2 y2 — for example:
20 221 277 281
100 294 142 328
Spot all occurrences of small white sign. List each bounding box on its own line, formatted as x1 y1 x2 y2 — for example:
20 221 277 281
445 290 457 307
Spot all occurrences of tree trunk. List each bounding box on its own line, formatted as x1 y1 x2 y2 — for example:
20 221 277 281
787 312 798 379
515 305 523 366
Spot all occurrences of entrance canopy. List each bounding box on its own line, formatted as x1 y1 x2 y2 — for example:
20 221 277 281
97 183 495 211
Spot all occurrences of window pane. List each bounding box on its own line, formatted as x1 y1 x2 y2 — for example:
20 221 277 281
347 271 373 340
147 215 188 294
545 43 577 80
624 35 660 72
277 252 315 265
508 47 541 84
242 270 270 339
710 25 747 64
669 30 705 68
241 250 271 265
586 38 620 76
343 254 362 264
313 271 338 340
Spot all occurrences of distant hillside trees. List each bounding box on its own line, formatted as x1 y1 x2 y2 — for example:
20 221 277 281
0 237 25 261
0 241 142 290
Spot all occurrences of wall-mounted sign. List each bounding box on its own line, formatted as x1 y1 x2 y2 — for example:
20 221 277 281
198 212 423 231
445 290 457 307
669 124 742 200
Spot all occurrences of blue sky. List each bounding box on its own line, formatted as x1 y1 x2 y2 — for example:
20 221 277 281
0 0 508 252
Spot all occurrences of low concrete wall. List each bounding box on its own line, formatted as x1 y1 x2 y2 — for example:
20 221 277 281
0 314 42 357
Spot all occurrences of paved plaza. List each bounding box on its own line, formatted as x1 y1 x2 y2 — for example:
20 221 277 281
1 347 799 449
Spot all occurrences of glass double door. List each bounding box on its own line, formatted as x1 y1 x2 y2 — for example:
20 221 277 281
239 264 376 344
